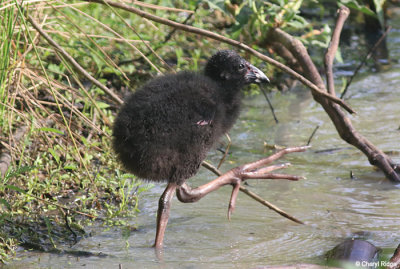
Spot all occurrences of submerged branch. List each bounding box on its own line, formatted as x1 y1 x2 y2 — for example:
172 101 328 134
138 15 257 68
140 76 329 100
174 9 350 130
202 160 304 225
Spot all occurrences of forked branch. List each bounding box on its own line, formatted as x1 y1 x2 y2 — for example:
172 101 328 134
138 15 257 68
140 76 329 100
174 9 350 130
267 6 399 182
181 146 309 223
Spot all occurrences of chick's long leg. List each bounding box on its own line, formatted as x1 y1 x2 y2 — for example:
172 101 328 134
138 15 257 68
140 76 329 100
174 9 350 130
153 182 177 249
176 146 309 219
154 146 308 249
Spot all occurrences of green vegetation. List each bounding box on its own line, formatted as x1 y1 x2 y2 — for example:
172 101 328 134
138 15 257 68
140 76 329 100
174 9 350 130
0 0 390 263
0 2 160 262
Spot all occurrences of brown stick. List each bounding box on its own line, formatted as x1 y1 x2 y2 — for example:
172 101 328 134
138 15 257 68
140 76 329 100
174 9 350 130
201 148 306 225
238 187 304 225
306 125 320 146
84 0 355 114
217 133 231 169
324 7 350 96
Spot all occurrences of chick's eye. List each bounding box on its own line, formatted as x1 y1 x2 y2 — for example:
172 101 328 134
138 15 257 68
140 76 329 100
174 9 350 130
239 63 245 69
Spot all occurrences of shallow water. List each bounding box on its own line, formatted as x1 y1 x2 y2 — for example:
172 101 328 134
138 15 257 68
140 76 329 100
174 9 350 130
7 18 400 269
8 67 400 269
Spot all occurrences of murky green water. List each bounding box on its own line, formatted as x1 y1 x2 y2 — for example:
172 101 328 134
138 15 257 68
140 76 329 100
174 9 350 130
7 16 400 269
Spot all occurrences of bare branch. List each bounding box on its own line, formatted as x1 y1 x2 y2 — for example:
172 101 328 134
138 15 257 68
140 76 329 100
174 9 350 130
324 6 350 96
202 146 306 226
306 125 320 146
268 11 400 182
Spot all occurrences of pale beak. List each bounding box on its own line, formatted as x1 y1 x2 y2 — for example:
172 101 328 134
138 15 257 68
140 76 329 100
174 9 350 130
245 63 270 84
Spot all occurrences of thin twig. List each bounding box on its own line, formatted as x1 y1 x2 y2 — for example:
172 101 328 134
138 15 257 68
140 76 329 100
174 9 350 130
340 26 392 99
123 4 199 65
238 187 304 224
260 87 279 123
100 1 174 72
201 161 304 225
84 0 355 114
306 125 320 146
62 209 78 244
131 1 194 13
43 30 150 43
153 3 199 53
217 133 231 169
27 192 98 219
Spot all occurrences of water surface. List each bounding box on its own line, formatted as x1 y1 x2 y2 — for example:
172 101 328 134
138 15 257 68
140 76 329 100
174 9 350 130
6 18 400 269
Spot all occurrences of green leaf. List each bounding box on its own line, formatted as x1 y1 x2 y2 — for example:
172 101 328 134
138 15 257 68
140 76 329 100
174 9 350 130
286 15 308 29
48 148 60 164
203 0 225 12
287 19 306 29
289 0 303 12
310 40 329 48
0 198 11 210
5 184 26 194
96 101 110 109
3 165 36 181
39 127 64 135
340 0 376 17
80 136 89 146
335 48 344 64
339 77 348 94
63 164 77 170
48 63 62 73
373 0 385 26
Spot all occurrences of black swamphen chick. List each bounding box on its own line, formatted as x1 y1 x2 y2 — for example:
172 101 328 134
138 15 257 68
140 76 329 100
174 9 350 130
113 50 268 185
113 50 305 248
